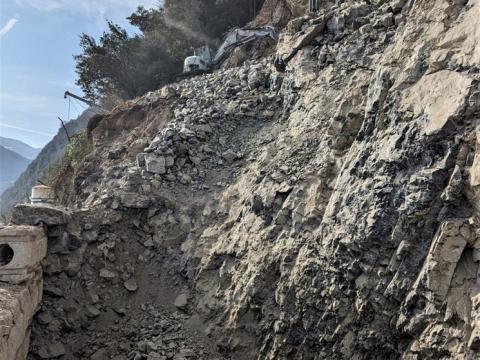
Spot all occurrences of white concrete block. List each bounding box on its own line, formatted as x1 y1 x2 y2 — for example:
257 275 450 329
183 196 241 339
0 226 47 284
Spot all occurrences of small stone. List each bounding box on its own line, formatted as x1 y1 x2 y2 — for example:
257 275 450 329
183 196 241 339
99 268 117 279
143 238 154 248
174 293 188 309
113 307 127 316
44 286 63 298
38 342 66 359
165 174 176 182
83 230 98 244
88 292 100 304
160 86 177 99
37 311 53 325
111 199 120 209
124 278 139 292
91 349 109 360
190 156 201 166
86 305 101 318
136 153 147 168
165 156 175 167
120 193 152 209
222 150 238 163
179 173 192 185
148 351 166 360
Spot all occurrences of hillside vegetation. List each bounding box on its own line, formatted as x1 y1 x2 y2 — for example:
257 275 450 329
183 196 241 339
75 0 266 101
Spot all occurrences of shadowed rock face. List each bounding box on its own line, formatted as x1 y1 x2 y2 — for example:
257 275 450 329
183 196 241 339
20 1 480 359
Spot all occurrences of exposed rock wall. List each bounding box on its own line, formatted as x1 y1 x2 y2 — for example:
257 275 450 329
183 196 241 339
23 0 480 359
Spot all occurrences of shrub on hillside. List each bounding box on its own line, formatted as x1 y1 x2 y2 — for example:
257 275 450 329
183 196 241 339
65 132 92 171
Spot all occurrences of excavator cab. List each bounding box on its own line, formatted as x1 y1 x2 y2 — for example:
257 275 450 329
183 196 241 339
183 46 212 74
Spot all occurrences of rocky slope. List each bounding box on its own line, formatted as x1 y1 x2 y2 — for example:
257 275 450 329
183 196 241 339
16 0 480 359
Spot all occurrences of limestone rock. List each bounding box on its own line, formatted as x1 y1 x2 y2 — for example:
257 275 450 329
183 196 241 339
160 86 177 99
124 278 139 292
119 193 152 209
400 70 472 135
99 268 117 280
174 293 188 310
146 155 167 175
11 205 71 226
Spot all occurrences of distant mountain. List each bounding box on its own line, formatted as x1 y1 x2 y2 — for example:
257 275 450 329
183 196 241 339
0 146 31 195
0 110 93 214
0 136 41 160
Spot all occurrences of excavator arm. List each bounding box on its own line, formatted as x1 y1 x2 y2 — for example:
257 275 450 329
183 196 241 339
212 26 279 66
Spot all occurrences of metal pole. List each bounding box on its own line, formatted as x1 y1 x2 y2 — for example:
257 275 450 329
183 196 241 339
58 117 71 143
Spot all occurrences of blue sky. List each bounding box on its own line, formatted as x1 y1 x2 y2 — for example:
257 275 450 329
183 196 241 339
0 0 160 148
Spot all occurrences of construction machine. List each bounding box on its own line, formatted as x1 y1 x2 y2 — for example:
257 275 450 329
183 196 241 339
183 26 279 75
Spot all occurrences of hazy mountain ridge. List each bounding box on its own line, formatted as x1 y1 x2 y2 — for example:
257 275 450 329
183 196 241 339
0 145 30 195
0 136 41 160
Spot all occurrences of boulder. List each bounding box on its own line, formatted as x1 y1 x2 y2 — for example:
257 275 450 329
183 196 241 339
11 205 71 226
146 155 167 175
119 193 152 209
160 86 177 99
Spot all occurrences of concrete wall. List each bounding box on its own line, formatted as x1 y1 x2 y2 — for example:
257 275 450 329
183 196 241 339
0 226 47 360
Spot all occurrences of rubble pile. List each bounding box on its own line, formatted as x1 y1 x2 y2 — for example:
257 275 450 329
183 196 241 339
135 62 282 190
10 205 219 360
17 0 480 359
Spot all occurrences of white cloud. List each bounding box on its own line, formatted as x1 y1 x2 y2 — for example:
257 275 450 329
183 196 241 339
0 92 54 118
0 123 54 137
0 92 49 106
0 18 19 37
14 0 162 18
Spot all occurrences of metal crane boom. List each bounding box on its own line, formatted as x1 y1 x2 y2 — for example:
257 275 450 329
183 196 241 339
63 91 106 111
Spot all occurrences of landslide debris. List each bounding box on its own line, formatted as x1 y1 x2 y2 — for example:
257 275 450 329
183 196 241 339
21 0 480 359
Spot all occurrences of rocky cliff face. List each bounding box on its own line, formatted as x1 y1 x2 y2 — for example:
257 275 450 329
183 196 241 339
20 0 480 359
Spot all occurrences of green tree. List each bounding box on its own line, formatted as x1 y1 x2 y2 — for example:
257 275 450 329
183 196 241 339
74 0 266 102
